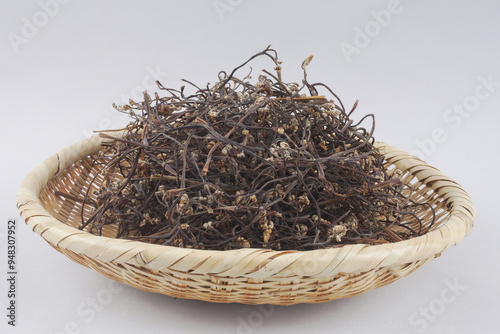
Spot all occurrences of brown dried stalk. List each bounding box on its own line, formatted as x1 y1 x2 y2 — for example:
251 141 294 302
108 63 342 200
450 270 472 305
77 46 435 251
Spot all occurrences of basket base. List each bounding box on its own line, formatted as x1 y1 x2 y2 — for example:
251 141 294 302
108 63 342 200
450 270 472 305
57 244 433 305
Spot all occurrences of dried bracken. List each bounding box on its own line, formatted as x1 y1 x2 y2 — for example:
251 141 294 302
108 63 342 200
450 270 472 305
75 46 435 251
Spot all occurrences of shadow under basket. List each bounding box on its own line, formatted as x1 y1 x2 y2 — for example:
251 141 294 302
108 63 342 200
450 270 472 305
17 133 475 305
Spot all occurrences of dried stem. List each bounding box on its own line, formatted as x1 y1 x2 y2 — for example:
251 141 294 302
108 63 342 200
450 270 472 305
73 47 435 251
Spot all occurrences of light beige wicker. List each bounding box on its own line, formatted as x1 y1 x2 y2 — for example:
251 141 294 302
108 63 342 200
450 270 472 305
17 133 475 305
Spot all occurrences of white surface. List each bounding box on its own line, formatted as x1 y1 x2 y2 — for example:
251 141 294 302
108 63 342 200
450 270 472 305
2 1 499 333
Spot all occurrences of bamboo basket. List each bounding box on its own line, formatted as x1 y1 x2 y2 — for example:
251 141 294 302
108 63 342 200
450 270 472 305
17 133 475 305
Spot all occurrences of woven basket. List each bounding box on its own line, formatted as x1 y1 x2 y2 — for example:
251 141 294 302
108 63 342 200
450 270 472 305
17 133 475 305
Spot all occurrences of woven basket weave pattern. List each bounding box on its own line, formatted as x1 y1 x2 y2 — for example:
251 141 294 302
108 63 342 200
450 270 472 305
17 134 475 305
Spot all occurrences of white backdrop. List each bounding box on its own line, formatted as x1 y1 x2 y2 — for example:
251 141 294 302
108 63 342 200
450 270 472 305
2 1 499 333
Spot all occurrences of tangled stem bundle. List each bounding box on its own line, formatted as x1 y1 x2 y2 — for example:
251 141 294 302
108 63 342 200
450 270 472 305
77 47 435 250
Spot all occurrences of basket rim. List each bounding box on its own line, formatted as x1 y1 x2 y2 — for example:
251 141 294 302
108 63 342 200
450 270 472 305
17 132 475 279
